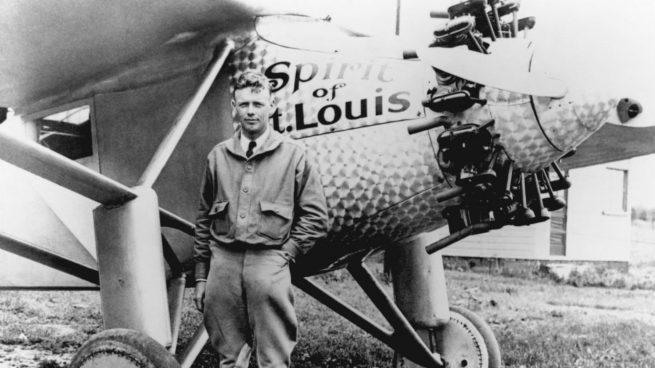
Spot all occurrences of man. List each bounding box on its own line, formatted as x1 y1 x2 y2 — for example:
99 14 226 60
193 71 329 368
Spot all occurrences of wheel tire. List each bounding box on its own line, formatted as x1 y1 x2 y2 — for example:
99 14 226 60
446 306 502 368
69 328 180 368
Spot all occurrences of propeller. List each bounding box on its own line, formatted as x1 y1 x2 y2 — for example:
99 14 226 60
256 15 568 98
416 46 567 98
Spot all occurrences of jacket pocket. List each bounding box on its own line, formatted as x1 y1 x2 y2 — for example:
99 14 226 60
209 201 229 235
257 201 293 241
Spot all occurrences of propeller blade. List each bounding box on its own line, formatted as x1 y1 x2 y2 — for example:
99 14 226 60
256 15 566 97
417 46 568 98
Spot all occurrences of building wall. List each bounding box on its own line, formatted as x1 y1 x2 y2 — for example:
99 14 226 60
564 161 631 262
442 161 631 262
442 222 551 259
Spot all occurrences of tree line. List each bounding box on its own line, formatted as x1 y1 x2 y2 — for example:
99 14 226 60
632 206 655 223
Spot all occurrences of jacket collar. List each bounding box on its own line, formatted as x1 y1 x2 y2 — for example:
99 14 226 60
226 127 283 160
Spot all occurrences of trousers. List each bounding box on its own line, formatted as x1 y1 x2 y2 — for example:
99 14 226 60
204 244 297 368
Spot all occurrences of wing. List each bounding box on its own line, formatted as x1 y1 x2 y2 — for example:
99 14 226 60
0 0 302 114
562 124 655 169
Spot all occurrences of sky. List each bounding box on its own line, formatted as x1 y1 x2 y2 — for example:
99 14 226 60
300 0 655 208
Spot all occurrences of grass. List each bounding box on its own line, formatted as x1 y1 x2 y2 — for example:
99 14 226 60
498 321 655 367
1 264 655 367
176 268 392 368
545 263 655 290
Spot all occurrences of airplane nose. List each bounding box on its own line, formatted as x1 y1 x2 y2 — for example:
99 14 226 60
485 88 618 172
604 96 653 127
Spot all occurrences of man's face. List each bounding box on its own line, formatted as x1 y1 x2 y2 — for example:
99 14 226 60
232 87 273 140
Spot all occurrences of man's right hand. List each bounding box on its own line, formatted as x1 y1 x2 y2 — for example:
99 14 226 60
194 281 207 312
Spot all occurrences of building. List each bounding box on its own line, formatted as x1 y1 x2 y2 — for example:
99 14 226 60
443 161 632 263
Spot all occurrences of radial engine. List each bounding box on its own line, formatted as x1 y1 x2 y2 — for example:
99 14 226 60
408 1 626 253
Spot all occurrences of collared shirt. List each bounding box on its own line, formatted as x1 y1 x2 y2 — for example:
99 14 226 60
193 129 329 280
239 125 270 156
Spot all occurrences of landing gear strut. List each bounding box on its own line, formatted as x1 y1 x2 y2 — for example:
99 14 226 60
395 306 500 368
390 238 501 368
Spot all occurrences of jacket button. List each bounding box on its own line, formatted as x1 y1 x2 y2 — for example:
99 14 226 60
242 187 249 193
239 213 246 219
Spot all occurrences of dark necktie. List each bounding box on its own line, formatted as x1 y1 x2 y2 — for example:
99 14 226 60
246 140 256 158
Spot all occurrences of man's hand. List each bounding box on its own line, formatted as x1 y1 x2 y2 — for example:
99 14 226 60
194 281 207 312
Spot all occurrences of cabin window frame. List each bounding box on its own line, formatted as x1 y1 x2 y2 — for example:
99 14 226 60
23 99 99 172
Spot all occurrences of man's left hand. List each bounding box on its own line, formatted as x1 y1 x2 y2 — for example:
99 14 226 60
194 281 207 312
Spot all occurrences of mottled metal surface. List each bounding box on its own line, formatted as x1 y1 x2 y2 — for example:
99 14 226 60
485 88 617 172
307 123 445 227
228 35 268 76
297 122 454 270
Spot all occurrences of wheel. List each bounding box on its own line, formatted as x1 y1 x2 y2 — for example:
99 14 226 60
433 306 502 368
69 328 181 368
449 306 501 368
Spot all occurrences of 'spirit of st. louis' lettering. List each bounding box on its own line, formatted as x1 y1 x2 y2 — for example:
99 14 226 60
265 60 412 133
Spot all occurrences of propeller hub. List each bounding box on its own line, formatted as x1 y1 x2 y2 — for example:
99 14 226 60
617 97 642 123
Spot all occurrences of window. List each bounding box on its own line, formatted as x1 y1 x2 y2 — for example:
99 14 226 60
39 106 92 160
604 167 628 214
547 168 568 256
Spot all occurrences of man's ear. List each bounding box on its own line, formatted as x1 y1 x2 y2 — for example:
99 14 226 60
231 98 236 118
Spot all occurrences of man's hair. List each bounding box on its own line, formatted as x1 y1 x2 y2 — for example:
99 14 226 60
233 71 272 97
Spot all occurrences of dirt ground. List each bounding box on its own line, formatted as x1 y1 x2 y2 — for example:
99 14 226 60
1 225 654 367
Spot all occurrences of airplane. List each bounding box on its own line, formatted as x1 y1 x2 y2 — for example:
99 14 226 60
1 1 654 367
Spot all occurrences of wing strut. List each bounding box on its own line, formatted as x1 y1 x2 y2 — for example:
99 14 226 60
0 129 136 205
291 260 445 368
347 262 444 367
0 231 99 285
137 39 235 188
159 207 195 236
